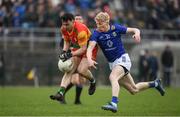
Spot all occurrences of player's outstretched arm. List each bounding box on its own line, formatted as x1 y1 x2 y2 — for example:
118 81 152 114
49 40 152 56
127 28 141 43
87 41 98 69
63 40 70 51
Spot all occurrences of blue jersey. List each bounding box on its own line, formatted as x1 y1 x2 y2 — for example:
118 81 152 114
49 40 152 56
90 24 127 62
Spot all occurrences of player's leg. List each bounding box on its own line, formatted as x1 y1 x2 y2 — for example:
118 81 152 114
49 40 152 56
109 66 125 97
77 58 96 95
71 73 86 104
102 54 131 112
75 84 83 104
120 73 147 94
50 57 80 102
71 73 86 85
120 73 165 96
59 73 85 104
102 65 125 113
49 72 75 102
61 82 74 104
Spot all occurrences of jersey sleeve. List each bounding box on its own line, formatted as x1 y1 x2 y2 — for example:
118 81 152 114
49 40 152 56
77 31 88 47
115 24 127 34
89 30 98 42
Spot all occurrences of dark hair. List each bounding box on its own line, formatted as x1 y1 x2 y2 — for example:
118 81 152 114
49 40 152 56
61 13 75 22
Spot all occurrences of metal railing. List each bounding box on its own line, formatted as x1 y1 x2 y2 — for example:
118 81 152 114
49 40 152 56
0 28 180 52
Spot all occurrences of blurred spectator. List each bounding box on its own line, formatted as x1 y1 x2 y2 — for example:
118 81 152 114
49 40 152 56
0 52 5 87
43 2 58 28
86 10 96 29
1 0 13 12
0 0 179 31
148 51 159 81
138 49 150 82
126 11 137 27
23 4 38 28
64 0 76 14
12 0 26 19
37 1 46 27
161 45 174 87
12 11 21 27
78 0 92 16
146 10 160 29
175 14 180 29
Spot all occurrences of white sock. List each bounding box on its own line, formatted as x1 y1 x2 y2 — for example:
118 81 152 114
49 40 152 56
155 81 158 87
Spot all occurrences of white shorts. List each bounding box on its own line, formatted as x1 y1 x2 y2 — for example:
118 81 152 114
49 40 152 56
109 53 132 71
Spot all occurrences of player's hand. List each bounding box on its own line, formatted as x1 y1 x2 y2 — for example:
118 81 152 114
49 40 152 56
59 50 66 59
59 50 72 62
88 59 98 69
132 33 141 43
132 29 141 43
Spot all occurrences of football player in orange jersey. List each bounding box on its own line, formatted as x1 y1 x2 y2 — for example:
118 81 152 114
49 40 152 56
50 13 97 103
59 15 87 104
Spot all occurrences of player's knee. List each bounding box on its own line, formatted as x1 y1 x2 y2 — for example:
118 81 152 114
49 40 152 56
71 74 86 85
77 67 85 75
77 68 83 74
71 78 78 85
109 75 115 82
71 74 80 85
109 77 113 83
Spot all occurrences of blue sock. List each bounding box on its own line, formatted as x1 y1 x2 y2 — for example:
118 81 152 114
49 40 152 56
111 96 118 104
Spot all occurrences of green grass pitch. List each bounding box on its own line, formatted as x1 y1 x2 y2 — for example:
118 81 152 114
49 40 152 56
0 86 180 116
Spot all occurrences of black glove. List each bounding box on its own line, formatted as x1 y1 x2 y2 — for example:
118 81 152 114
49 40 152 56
59 50 72 62
59 50 66 59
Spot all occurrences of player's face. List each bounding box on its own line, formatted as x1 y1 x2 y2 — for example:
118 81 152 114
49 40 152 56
96 21 109 32
75 16 83 23
62 20 74 31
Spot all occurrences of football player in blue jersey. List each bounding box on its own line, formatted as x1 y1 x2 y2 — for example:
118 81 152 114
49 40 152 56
87 12 165 113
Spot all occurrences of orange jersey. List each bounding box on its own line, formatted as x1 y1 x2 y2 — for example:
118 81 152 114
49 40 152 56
60 21 98 60
61 21 91 48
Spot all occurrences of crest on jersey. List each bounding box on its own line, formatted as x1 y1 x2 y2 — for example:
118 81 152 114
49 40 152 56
112 32 117 37
111 25 115 30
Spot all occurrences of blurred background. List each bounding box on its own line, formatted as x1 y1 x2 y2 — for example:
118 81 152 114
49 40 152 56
0 0 180 87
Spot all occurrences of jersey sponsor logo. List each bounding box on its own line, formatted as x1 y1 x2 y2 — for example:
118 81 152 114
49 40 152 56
99 34 111 40
105 34 111 39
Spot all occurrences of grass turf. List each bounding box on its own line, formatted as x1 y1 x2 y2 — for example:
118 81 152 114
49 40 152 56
0 86 180 116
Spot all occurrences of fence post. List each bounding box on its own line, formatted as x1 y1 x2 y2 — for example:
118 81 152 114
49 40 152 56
3 29 8 51
30 29 34 52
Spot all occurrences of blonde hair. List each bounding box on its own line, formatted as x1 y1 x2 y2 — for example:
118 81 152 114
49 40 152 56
94 12 110 23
